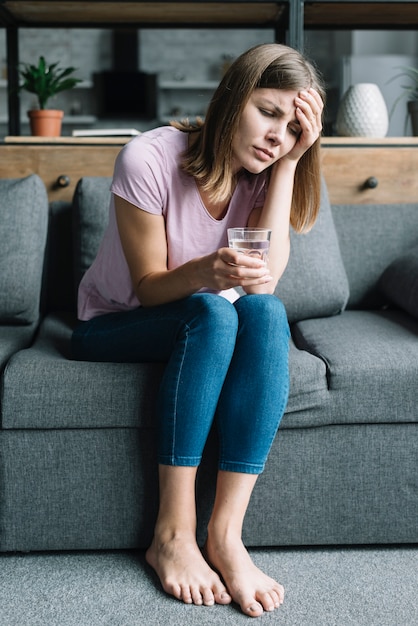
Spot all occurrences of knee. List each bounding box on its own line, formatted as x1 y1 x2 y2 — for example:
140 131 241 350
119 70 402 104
235 294 289 331
188 293 239 336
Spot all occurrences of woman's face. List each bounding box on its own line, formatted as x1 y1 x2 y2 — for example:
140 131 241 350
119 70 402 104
231 88 302 174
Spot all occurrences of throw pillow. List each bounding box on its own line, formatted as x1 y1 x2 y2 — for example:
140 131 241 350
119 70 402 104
378 247 418 318
275 177 350 323
72 177 112 291
0 175 48 324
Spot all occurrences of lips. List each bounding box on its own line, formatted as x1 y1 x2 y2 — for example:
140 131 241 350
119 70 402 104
254 146 274 160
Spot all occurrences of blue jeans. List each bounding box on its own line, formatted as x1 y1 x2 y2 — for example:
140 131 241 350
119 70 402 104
71 293 290 474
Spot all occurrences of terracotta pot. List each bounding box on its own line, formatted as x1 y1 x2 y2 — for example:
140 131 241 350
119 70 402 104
28 109 64 137
407 100 418 136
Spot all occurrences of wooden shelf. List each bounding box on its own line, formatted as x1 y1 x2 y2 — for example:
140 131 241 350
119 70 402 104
3 135 133 144
2 1 417 136
1 1 416 29
304 2 418 28
0 1 287 27
321 137 418 146
5 135 418 147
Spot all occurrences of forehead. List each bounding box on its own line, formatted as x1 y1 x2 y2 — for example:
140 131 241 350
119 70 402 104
248 88 300 114
251 87 299 102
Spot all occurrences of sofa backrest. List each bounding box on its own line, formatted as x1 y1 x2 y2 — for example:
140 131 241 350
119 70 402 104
332 202 418 309
0 175 49 325
44 175 418 322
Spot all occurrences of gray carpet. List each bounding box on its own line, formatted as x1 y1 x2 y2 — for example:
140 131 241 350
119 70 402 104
0 546 417 626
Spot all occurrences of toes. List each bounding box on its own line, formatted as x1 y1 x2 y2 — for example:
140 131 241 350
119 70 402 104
245 601 264 617
190 585 204 605
268 587 284 609
178 584 219 607
201 588 215 606
243 587 285 616
164 580 184 602
274 583 285 606
213 581 232 605
179 583 194 604
214 589 232 605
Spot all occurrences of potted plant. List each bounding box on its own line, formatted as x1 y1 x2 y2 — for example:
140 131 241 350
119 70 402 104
389 66 418 136
19 56 82 136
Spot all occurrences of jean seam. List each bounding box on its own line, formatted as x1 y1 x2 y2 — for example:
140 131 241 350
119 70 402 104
169 324 190 464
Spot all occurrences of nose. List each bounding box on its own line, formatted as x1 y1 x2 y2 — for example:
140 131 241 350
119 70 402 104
267 122 286 146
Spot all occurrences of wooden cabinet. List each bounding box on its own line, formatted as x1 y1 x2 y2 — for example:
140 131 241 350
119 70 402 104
1 137 417 205
0 139 124 202
321 138 418 205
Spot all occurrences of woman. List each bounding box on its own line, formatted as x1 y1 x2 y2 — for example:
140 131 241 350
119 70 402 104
72 43 324 617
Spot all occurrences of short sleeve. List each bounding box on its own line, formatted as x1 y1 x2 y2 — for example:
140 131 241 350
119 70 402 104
110 135 168 215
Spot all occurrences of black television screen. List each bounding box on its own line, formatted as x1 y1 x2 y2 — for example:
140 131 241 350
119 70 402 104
94 71 157 119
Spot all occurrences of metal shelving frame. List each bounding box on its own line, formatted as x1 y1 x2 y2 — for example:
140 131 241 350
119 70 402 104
1 0 417 135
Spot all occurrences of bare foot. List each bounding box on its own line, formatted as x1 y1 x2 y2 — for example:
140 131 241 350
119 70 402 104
146 532 232 607
205 533 284 618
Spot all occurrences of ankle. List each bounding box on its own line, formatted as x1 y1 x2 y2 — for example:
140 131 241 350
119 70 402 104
153 525 195 545
207 518 242 550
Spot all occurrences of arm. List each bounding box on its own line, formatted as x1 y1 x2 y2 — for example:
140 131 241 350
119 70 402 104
245 87 324 295
246 159 294 294
115 195 272 307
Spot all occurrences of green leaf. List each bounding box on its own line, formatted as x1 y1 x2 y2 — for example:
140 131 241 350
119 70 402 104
19 55 82 109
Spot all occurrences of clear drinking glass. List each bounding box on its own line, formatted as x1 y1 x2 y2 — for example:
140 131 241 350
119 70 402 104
227 227 271 262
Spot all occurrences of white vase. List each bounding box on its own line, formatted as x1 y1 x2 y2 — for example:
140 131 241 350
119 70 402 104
336 83 389 138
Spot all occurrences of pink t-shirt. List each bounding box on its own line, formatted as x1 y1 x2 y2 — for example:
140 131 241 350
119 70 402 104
77 126 267 320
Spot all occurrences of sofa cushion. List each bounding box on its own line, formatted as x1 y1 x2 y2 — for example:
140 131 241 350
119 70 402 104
2 313 330 430
72 177 112 291
0 175 48 324
378 247 418 319
0 323 38 373
292 309 418 426
1 312 165 429
275 178 350 323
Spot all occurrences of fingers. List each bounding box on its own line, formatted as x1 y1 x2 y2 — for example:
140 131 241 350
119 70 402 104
295 87 323 141
198 248 271 291
220 246 259 265
218 248 272 286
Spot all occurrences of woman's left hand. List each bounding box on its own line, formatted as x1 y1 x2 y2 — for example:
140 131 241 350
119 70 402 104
285 87 324 162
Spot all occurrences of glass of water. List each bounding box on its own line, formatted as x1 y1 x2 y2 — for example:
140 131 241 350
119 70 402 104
227 227 271 262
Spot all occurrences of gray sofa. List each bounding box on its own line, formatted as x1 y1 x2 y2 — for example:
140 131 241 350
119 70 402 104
1 172 417 552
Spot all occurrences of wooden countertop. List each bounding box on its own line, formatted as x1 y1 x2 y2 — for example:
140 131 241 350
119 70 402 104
4 135 418 147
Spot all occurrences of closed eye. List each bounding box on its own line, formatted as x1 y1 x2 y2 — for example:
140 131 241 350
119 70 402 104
288 124 301 137
259 108 275 118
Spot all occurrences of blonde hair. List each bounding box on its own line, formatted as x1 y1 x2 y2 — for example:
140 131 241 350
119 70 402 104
172 43 326 233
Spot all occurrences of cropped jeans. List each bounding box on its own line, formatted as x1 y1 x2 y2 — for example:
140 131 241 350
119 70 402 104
71 293 290 474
